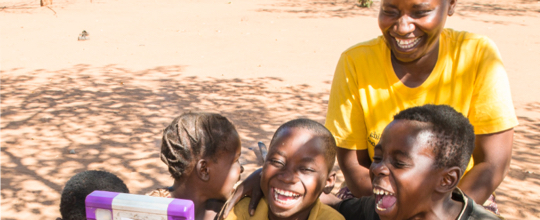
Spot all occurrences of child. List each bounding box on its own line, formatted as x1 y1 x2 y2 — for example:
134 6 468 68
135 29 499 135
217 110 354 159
147 112 244 220
58 170 129 220
225 119 345 220
334 105 502 220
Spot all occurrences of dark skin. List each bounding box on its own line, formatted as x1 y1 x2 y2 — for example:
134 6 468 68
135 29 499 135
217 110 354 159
217 128 337 219
369 120 463 220
261 128 336 220
218 0 515 216
171 134 244 220
340 124 514 205
338 0 514 205
339 0 458 199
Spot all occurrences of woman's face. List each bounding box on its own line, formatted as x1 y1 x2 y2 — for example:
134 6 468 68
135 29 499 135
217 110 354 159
378 0 456 63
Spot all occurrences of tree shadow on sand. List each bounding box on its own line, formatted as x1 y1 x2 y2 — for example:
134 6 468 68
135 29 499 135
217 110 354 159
255 0 540 19
0 64 335 219
495 102 540 219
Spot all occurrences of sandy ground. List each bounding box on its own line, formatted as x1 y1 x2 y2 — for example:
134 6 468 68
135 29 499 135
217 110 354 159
1 0 540 219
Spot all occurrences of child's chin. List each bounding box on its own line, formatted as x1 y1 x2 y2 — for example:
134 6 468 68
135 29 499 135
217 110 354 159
268 197 303 217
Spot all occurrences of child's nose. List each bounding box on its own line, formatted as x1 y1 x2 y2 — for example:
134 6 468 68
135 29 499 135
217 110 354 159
371 162 390 176
277 169 297 183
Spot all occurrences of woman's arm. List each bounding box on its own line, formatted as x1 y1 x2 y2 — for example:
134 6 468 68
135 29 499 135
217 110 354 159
458 128 514 204
336 148 373 198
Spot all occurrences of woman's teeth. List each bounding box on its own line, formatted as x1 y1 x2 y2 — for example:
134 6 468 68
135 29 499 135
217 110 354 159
395 37 421 49
273 188 301 204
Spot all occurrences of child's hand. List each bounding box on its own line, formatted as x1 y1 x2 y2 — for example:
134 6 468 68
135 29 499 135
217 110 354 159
217 168 263 219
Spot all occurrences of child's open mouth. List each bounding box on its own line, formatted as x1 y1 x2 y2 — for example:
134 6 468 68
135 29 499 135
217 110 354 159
374 188 396 212
272 187 301 206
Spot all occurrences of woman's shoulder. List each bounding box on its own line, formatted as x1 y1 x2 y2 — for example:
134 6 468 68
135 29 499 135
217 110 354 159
442 28 496 48
341 36 387 57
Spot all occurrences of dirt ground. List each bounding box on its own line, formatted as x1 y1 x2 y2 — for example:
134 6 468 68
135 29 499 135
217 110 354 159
1 0 539 219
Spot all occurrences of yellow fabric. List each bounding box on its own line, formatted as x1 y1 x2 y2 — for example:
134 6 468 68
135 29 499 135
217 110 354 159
224 197 344 220
325 28 518 173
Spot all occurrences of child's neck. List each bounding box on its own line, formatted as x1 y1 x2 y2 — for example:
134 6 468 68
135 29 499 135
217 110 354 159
268 212 311 220
170 179 222 220
402 193 463 220
267 202 314 220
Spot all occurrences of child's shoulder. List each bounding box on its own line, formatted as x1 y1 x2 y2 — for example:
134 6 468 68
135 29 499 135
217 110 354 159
145 187 172 198
335 196 379 220
453 188 503 220
225 197 269 220
315 200 345 220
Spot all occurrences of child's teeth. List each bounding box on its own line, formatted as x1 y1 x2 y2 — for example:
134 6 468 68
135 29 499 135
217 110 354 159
373 188 394 196
273 188 301 204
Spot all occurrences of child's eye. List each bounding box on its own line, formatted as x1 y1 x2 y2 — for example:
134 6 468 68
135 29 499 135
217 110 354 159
269 159 284 167
372 156 382 162
382 10 398 16
299 167 315 173
413 10 432 17
392 160 407 168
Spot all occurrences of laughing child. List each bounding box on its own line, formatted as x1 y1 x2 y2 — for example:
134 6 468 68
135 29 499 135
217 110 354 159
225 119 345 220
334 104 502 220
147 112 244 220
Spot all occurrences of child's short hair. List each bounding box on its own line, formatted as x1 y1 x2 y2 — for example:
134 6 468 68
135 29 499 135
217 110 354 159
270 118 337 171
59 170 129 220
393 104 475 173
161 112 238 179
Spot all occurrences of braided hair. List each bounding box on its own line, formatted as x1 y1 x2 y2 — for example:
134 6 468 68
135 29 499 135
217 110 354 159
160 112 238 179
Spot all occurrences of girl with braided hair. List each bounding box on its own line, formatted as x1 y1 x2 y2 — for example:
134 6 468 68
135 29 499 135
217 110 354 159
147 112 244 220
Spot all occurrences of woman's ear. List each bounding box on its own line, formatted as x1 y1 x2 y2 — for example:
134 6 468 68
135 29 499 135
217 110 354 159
196 159 210 182
436 167 461 193
323 172 337 194
448 0 458 16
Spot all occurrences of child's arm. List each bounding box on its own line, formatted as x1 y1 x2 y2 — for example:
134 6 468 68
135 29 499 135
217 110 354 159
320 193 343 210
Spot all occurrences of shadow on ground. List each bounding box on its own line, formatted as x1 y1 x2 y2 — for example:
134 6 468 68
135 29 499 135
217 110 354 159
0 64 332 219
2 65 539 219
495 102 540 219
255 0 540 19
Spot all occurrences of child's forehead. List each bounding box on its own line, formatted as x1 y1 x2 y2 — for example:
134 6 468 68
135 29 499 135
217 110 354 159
271 129 324 150
379 121 436 154
273 127 314 143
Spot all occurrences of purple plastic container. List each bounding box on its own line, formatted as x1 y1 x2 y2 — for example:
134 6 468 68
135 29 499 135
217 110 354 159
85 190 194 220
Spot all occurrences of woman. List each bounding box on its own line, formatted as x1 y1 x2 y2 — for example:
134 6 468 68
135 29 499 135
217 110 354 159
325 0 517 214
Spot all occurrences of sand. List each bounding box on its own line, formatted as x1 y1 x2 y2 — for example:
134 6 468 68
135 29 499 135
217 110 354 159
1 0 539 219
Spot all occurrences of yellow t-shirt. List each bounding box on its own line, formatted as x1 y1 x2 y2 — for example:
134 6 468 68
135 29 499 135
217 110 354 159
325 28 518 172
224 197 345 220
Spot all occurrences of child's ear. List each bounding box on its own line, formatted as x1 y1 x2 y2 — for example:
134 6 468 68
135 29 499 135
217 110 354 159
323 171 337 194
196 159 210 182
436 166 461 193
